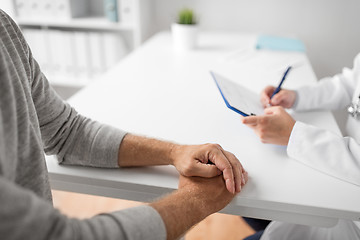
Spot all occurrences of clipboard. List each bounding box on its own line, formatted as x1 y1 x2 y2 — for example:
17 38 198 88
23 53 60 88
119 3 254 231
210 71 264 117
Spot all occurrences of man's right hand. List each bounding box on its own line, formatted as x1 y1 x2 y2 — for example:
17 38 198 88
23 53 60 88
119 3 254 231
261 85 297 109
178 174 243 214
150 174 246 240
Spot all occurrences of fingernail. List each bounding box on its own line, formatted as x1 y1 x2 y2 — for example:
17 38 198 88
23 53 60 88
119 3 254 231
226 179 233 193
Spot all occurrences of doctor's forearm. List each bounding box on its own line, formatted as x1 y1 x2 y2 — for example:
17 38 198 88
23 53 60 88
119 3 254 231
294 76 353 111
287 121 360 186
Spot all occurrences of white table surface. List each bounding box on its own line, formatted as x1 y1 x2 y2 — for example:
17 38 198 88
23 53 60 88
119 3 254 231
47 32 360 227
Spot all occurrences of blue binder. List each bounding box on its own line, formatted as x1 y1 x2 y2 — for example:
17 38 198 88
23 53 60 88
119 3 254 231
256 35 305 52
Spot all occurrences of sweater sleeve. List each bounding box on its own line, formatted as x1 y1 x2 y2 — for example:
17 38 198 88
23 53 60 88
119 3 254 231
0 175 166 240
293 54 360 111
0 10 167 240
22 30 126 168
287 121 360 186
31 62 127 167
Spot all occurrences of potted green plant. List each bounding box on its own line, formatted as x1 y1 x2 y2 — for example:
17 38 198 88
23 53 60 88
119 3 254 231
171 8 198 51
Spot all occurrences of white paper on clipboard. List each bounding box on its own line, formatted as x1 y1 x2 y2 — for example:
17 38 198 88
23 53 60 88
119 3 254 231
210 71 264 116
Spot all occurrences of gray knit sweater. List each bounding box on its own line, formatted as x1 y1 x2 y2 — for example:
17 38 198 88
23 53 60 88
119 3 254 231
0 10 166 240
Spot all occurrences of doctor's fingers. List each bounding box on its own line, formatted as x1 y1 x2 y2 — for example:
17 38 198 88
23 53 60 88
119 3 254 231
243 115 276 128
271 91 291 107
242 116 260 126
261 86 276 107
264 106 284 115
270 93 286 106
263 85 276 96
272 90 297 108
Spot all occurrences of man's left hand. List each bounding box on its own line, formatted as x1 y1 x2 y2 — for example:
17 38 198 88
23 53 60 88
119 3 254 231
171 143 248 194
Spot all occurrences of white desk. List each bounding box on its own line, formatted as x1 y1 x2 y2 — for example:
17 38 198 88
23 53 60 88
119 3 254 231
47 32 360 228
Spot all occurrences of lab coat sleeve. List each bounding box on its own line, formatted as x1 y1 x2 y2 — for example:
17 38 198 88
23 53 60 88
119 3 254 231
294 54 360 111
287 121 360 186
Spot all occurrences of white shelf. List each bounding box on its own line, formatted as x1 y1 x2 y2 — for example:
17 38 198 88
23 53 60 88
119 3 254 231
17 17 134 31
13 0 154 88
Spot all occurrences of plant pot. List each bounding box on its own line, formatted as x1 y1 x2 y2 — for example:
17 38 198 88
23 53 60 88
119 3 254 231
171 23 198 51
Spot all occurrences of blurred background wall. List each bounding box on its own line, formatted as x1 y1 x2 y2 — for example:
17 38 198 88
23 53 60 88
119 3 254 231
151 0 360 80
4 0 360 79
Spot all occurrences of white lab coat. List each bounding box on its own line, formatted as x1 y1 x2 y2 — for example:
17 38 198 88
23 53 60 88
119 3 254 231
260 53 360 240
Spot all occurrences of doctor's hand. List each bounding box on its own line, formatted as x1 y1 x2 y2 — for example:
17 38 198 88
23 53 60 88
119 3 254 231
242 106 296 145
261 85 297 109
171 144 248 194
